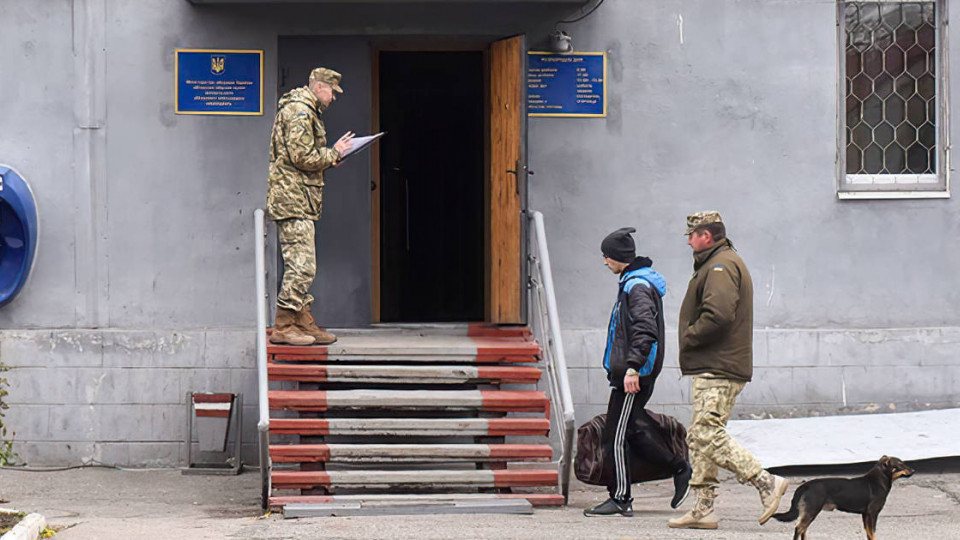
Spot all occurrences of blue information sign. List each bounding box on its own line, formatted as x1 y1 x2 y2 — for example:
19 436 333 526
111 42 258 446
527 52 606 118
175 49 263 115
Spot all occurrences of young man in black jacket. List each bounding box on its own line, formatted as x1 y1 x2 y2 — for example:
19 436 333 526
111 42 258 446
584 227 692 517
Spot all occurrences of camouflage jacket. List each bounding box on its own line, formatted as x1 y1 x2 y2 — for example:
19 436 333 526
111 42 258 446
266 86 341 221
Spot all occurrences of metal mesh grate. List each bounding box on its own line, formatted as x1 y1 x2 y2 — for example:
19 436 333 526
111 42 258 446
845 2 936 175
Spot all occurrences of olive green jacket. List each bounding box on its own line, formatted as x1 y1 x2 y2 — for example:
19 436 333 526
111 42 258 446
677 238 754 382
266 86 341 221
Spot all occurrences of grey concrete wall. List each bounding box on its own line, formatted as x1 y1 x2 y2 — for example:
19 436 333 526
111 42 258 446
563 327 960 428
529 0 960 426
0 0 958 466
0 329 258 466
529 0 960 330
0 0 572 465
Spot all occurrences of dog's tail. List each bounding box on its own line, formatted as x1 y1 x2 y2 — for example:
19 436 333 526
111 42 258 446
772 487 803 523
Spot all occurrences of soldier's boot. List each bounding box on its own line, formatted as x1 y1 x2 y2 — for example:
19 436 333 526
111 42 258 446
294 303 337 345
668 488 718 529
269 307 315 346
751 470 789 525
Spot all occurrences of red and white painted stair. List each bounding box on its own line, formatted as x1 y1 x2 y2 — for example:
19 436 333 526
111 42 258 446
264 325 562 514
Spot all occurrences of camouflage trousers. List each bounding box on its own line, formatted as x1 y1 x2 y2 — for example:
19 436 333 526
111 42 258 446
276 218 316 312
687 374 763 493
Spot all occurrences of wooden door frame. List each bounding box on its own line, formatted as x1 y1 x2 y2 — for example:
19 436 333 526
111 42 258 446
370 38 492 323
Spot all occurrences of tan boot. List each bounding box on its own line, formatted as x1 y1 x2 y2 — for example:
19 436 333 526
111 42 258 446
751 470 788 525
668 488 718 529
269 307 315 346
294 304 337 345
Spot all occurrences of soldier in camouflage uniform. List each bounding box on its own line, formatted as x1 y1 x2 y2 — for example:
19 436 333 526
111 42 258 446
266 67 354 346
668 211 788 530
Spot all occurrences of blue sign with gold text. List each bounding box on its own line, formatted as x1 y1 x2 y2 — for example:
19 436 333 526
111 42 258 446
528 52 606 118
175 49 263 115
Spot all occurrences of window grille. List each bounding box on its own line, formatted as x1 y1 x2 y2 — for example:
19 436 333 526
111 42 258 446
839 0 949 196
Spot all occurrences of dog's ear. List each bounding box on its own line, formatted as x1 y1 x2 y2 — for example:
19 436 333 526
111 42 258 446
879 455 891 464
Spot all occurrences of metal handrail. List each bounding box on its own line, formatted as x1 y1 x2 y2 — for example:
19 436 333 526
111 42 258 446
254 209 271 512
527 210 575 503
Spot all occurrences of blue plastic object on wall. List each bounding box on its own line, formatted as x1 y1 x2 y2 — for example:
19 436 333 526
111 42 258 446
0 164 39 308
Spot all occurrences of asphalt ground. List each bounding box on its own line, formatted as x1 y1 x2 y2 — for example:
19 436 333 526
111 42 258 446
1 464 959 539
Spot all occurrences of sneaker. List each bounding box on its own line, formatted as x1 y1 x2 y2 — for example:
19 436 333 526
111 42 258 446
667 488 718 529
583 497 633 517
751 470 788 525
671 462 692 509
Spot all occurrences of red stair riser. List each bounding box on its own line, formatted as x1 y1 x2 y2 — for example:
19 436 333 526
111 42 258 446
268 364 328 382
487 418 550 436
475 366 541 383
270 391 328 411
480 390 548 412
269 345 330 357
269 418 328 435
269 494 565 508
493 470 558 487
270 445 331 462
487 444 554 459
273 470 332 487
472 337 540 357
467 323 534 339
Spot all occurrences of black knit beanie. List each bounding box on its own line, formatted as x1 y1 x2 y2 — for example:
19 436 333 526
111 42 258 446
601 227 637 263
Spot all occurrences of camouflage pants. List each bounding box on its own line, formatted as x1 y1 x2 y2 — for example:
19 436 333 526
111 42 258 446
276 218 316 312
687 374 763 492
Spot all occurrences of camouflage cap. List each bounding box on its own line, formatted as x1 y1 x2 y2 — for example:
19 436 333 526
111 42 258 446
309 67 343 93
684 211 723 235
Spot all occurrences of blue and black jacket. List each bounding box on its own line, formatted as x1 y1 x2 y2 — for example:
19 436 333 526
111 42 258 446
602 257 667 389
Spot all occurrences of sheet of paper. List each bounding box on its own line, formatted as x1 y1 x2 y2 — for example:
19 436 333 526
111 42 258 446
338 132 385 160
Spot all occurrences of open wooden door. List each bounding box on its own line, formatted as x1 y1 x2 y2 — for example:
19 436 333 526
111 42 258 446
487 35 526 324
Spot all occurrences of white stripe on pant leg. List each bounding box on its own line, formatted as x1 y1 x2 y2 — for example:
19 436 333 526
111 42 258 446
615 393 635 500
614 392 635 500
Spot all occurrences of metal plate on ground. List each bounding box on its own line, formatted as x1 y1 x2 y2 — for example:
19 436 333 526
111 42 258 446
284 497 533 517
728 408 960 468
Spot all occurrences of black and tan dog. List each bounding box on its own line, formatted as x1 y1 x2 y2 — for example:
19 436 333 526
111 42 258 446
770 455 914 540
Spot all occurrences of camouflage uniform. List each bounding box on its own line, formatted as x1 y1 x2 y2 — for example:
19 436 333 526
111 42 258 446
687 373 762 493
672 214 787 529
266 69 343 311
678 211 763 492
276 218 317 312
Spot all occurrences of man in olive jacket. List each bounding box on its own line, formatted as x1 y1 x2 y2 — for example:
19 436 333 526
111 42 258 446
668 211 787 530
266 67 354 346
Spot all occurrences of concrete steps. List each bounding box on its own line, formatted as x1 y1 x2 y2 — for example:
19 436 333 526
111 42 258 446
268 389 549 412
265 327 558 515
269 443 553 463
269 493 565 510
268 334 540 364
268 363 542 384
271 469 559 490
268 417 550 437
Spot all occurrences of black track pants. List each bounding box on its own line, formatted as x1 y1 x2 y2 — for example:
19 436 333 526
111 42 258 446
602 383 685 501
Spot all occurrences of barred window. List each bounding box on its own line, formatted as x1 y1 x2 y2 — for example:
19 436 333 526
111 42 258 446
839 0 949 197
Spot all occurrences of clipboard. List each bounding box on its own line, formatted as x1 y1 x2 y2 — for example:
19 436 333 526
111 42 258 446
337 132 386 162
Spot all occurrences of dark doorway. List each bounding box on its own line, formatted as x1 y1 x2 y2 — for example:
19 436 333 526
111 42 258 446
378 51 485 322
